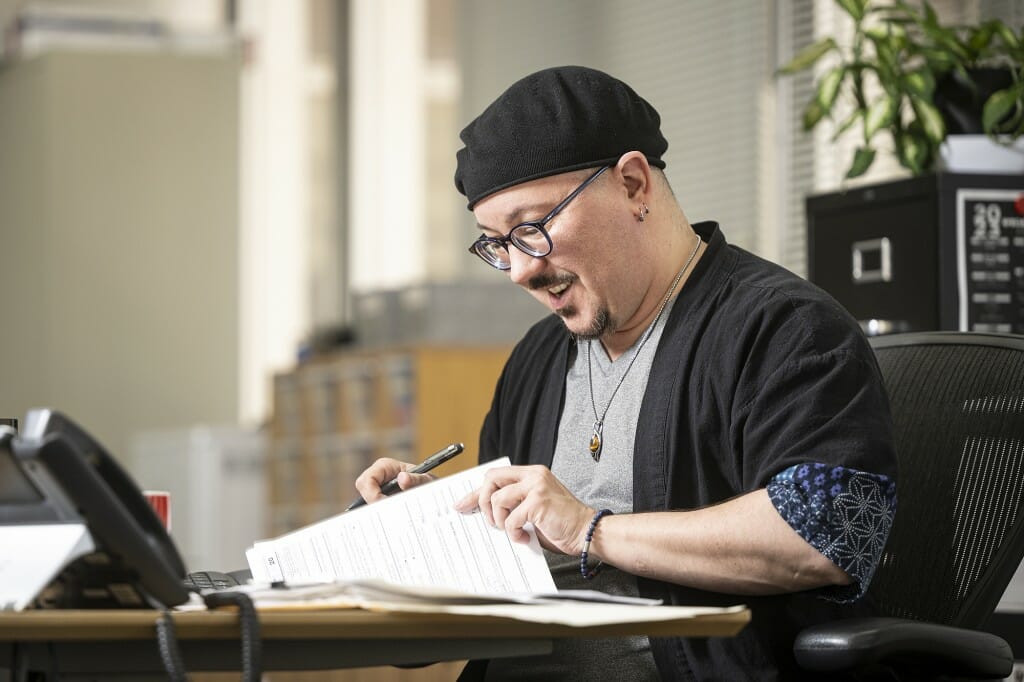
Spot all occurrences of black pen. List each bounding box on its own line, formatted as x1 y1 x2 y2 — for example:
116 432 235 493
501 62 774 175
345 442 464 511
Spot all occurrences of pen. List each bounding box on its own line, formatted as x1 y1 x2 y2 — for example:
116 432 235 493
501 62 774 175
344 442 464 511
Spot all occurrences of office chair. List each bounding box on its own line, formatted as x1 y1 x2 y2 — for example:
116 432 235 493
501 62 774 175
795 331 1024 680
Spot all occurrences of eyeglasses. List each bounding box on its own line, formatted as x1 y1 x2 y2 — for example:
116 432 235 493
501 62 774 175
468 165 610 270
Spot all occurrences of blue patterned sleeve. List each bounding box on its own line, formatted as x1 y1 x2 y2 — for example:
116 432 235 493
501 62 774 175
766 462 896 603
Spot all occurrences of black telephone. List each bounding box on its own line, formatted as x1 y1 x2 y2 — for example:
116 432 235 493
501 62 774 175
1 409 190 608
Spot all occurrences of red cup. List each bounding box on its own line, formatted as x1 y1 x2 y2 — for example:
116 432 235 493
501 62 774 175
143 490 172 532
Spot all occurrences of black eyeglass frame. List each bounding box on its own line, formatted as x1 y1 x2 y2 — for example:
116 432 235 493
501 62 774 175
467 165 611 271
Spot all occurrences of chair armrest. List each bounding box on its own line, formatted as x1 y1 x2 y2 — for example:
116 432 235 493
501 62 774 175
793 616 1013 679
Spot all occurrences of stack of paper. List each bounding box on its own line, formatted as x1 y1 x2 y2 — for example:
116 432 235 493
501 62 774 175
192 578 748 628
225 459 749 629
212 578 660 610
246 458 556 595
0 524 95 611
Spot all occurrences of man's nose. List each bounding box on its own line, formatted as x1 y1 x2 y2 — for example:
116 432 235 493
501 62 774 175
507 247 546 286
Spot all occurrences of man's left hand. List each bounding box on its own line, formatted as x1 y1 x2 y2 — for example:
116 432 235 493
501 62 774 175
454 465 595 554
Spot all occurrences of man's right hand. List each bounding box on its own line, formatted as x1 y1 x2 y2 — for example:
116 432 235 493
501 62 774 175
353 457 436 504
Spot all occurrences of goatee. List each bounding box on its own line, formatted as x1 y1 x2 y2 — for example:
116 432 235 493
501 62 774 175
566 307 611 343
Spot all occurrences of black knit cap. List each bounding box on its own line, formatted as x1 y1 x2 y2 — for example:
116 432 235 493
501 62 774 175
454 66 668 209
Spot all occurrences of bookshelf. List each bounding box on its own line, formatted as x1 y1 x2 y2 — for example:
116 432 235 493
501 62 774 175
266 345 510 536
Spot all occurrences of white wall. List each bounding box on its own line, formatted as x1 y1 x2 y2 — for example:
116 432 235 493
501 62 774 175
0 49 240 460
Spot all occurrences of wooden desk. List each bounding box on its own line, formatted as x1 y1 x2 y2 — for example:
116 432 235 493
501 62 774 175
0 607 750 676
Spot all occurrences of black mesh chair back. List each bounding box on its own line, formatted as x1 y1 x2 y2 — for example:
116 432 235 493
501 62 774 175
866 332 1024 627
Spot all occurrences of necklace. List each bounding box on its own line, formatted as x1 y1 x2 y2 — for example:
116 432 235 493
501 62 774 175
586 234 702 462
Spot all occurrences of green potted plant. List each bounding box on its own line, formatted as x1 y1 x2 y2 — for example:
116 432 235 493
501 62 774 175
778 0 1024 178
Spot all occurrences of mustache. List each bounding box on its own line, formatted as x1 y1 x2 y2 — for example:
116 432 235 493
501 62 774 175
527 273 575 291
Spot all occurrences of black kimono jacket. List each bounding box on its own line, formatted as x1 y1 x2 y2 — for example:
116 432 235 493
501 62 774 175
463 222 897 681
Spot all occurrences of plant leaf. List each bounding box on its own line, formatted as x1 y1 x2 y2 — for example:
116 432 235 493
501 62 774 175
911 97 946 144
867 33 899 71
898 135 927 175
968 21 999 53
876 16 918 27
847 147 876 178
864 95 898 140
836 0 866 21
816 66 845 110
902 69 935 99
777 38 837 74
933 31 971 62
983 85 1024 134
1002 106 1024 135
865 24 906 43
802 99 826 130
832 110 862 141
888 0 919 16
919 47 957 72
995 22 1020 49
922 0 939 28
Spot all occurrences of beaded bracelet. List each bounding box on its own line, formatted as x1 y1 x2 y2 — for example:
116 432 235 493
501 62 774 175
580 508 614 580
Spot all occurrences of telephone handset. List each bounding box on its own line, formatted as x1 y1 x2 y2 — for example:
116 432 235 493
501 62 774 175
6 409 190 608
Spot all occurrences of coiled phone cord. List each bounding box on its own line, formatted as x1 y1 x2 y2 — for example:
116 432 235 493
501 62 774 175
154 607 187 682
150 589 261 682
203 589 262 682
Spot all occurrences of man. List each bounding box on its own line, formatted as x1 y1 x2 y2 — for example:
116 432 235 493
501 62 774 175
355 66 897 680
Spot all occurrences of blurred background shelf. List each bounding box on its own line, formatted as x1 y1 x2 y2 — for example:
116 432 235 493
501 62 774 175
266 344 510 536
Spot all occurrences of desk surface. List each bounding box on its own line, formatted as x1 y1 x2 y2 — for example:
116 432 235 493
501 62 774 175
0 606 753 638
0 606 749 640
0 607 751 674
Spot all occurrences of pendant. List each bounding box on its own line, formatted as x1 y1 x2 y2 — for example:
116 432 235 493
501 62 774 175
589 421 603 462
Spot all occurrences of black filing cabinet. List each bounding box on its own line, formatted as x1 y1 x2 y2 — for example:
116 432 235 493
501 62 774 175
807 173 1024 334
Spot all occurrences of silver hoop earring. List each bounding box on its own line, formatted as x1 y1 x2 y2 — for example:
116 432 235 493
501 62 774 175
637 203 649 222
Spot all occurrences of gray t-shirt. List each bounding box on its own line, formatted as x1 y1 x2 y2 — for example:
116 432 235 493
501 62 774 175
484 299 675 681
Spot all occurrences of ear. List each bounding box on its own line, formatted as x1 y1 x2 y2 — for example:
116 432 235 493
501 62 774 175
615 151 653 202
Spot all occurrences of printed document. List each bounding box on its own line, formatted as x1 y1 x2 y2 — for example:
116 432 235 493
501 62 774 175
0 523 95 611
181 578 743 629
247 458 557 594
